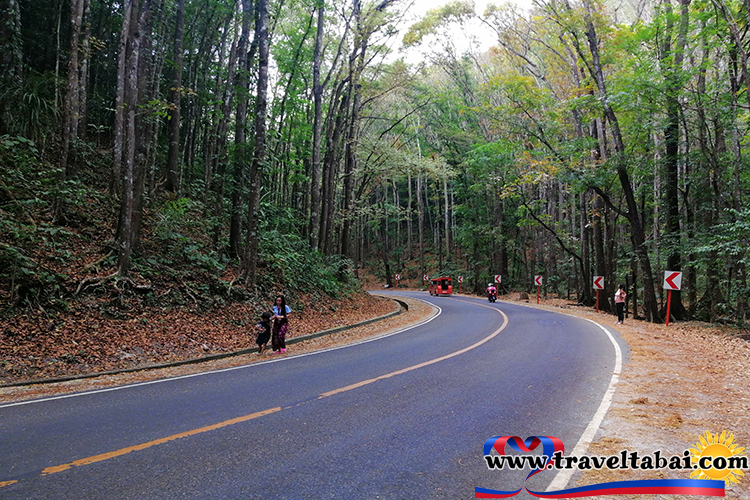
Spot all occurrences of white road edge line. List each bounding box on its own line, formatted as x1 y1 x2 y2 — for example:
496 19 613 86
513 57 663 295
452 296 623 492
546 316 623 491
0 300 442 409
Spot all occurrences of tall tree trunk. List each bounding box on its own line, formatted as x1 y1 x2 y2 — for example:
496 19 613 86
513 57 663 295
580 191 592 305
578 0 660 321
117 0 152 277
243 0 269 284
229 0 254 258
661 0 690 319
443 176 451 262
309 0 325 251
210 15 239 246
77 0 91 138
380 185 393 287
165 0 185 193
0 0 23 100
55 0 87 222
407 173 413 260
340 0 366 258
418 174 425 284
592 194 610 311
0 0 22 137
111 0 135 195
130 0 161 249
319 83 348 254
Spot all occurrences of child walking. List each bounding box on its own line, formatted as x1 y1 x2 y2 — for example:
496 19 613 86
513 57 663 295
256 312 272 354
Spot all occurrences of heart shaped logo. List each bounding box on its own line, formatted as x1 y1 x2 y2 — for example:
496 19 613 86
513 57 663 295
477 435 565 498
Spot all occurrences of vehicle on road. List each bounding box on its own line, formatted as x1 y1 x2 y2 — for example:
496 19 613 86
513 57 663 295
429 277 453 296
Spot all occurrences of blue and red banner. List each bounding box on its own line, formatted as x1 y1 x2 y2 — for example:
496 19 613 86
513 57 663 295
476 436 726 498
476 478 725 498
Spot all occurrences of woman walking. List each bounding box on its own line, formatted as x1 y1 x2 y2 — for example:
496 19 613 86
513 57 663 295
272 294 292 353
614 284 626 325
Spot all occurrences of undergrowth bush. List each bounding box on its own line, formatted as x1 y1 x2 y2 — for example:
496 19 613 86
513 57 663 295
152 197 224 272
259 230 356 298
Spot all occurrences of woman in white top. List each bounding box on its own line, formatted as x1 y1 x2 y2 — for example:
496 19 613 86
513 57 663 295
271 294 292 353
614 284 626 324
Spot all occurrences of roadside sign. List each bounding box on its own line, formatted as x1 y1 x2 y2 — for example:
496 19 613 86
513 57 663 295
395 274 401 280
663 271 682 290
458 276 464 283
534 276 542 304
494 275 502 283
423 275 428 281
593 276 604 313
663 271 683 327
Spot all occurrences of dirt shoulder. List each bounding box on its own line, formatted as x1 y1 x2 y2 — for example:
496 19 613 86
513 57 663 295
2 291 748 497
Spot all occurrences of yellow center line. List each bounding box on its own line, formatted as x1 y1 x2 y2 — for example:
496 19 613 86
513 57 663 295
40 407 282 476
2 300 507 489
320 303 508 398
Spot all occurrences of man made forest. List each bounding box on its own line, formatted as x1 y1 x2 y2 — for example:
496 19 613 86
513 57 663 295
2 0 750 350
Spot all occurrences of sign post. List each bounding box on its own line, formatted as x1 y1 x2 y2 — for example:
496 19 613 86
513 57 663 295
593 276 604 313
663 271 683 326
492 275 502 299
534 276 543 304
458 276 463 294
395 274 401 288
423 274 428 291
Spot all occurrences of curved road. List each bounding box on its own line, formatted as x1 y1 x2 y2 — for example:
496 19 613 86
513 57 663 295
0 292 626 499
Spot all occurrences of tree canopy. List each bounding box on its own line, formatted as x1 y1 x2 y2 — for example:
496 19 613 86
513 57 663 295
2 0 750 325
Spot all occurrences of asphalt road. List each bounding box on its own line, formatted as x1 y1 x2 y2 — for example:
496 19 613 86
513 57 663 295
0 292 626 499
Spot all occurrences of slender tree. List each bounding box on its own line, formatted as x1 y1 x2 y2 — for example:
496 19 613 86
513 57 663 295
243 0 270 284
165 0 185 193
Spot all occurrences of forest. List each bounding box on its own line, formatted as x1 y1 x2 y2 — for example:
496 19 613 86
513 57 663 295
1 0 750 326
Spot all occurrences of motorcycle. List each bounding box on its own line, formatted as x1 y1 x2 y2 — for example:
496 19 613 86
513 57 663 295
487 289 497 303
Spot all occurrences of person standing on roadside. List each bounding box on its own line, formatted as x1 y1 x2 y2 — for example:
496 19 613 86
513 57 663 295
615 284 626 325
272 294 292 353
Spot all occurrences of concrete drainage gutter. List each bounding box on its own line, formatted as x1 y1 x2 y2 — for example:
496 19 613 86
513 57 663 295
0 297 409 389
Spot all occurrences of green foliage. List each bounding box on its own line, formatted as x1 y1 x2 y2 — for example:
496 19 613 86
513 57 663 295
152 197 224 272
0 135 49 214
0 221 70 310
259 231 356 298
0 71 59 143
695 209 750 264
403 1 475 47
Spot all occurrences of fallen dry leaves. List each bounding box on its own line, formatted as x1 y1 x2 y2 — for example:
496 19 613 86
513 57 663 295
0 290 397 384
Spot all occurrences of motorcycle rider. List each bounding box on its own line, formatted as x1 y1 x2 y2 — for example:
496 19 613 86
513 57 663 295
486 283 497 301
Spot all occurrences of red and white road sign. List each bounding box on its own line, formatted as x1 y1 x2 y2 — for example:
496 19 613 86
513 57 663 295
593 276 604 290
663 271 683 290
534 276 543 286
458 276 464 283
395 274 401 280
494 275 502 283
423 275 428 281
